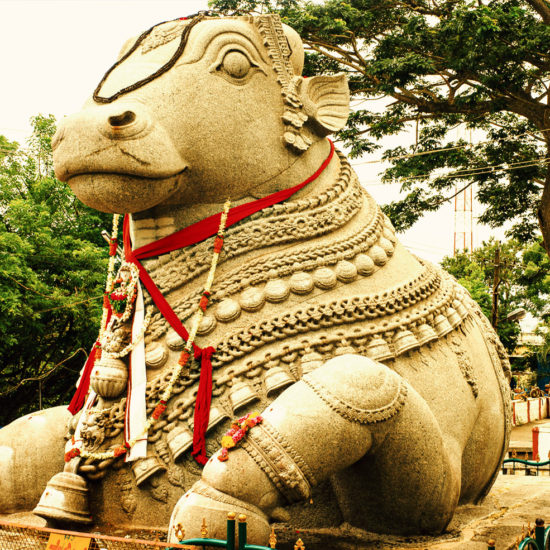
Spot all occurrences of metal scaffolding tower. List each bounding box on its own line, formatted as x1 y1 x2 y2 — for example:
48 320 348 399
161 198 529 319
453 185 474 254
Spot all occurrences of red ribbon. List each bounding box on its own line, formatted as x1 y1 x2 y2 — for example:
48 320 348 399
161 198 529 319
68 344 99 415
71 139 335 464
68 304 112 415
129 139 335 260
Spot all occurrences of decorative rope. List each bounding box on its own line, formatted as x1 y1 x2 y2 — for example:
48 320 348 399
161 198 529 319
93 13 208 104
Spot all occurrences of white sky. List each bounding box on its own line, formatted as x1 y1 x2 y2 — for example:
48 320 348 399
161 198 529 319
0 0 507 264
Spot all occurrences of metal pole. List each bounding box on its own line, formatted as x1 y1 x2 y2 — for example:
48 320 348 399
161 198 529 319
491 246 501 328
238 515 247 550
535 518 545 549
227 513 236 550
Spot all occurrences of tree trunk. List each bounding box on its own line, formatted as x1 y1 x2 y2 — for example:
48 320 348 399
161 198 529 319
538 148 550 256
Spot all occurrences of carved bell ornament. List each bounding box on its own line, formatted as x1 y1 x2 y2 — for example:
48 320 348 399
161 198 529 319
365 336 393 362
89 355 128 399
228 379 259 413
335 261 357 284
131 451 167 486
265 279 290 303
300 348 324 376
206 406 230 431
166 426 194 461
264 366 295 396
355 254 375 276
446 307 462 328
434 314 453 337
415 323 439 347
188 406 229 437
393 330 420 356
34 472 92 525
452 299 469 319
334 338 355 356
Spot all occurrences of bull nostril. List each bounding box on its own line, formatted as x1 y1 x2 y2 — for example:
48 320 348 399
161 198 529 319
108 111 136 128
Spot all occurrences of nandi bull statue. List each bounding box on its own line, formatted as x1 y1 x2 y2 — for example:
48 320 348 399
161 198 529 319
0 12 511 545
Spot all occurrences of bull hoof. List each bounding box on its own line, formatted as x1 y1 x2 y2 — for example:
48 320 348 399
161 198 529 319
168 480 270 545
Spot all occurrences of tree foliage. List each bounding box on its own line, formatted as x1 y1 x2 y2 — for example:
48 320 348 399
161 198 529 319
0 116 112 425
210 0 550 248
441 237 550 354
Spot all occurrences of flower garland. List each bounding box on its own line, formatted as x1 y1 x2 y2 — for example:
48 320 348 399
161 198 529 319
65 200 231 463
218 412 263 462
107 262 140 321
95 214 121 359
101 306 154 359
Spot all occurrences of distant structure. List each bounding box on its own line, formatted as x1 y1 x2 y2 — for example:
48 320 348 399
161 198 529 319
453 185 474 254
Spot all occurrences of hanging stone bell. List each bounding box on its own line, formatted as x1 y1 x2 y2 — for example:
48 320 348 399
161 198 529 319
334 337 355 356
264 366 295 396
228 379 259 413
393 329 420 356
365 336 393 362
90 355 128 399
132 451 167 487
434 314 453 337
189 406 229 437
206 406 230 431
300 347 324 376
446 307 462 328
34 471 92 525
452 299 469 320
416 323 438 347
166 426 194 461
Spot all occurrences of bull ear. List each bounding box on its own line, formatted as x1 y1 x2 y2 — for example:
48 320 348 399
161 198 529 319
302 74 350 135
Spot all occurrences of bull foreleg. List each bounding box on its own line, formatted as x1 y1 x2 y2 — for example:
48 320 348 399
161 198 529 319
168 355 461 543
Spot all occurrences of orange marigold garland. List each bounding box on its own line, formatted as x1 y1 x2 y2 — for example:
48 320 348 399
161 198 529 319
218 412 263 462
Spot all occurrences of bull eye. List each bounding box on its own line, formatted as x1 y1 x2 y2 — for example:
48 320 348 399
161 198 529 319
221 51 251 79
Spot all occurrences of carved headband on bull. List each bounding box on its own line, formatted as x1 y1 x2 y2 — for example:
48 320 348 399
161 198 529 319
93 12 349 154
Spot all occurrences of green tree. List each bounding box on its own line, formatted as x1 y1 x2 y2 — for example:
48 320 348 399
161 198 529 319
0 115 112 425
211 0 550 249
441 237 550 353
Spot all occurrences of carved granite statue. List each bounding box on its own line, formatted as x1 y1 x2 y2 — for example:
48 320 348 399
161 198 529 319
0 13 511 545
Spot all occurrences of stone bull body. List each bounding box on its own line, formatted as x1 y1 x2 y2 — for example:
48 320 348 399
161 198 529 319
0 14 510 544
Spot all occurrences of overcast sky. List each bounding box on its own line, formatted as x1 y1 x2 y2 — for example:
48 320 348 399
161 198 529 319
0 0 506 264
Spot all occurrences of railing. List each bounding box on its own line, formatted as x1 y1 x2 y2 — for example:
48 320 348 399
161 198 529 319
516 519 550 549
502 457 550 476
0 520 191 549
0 513 303 550
486 518 550 549
175 512 304 550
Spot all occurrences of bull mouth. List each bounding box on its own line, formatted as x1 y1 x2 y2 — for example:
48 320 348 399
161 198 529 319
68 170 186 214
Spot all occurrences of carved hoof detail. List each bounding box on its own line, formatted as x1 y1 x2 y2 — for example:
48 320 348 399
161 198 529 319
168 480 270 544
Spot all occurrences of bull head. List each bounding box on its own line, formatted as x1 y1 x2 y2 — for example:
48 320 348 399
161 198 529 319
52 14 350 214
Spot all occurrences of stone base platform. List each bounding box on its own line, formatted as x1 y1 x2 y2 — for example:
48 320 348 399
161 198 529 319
274 474 550 550
2 474 549 550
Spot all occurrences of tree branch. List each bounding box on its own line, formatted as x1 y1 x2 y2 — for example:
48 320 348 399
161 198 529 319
525 0 550 24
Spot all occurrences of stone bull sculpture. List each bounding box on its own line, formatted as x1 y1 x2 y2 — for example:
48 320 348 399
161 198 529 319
0 13 511 545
